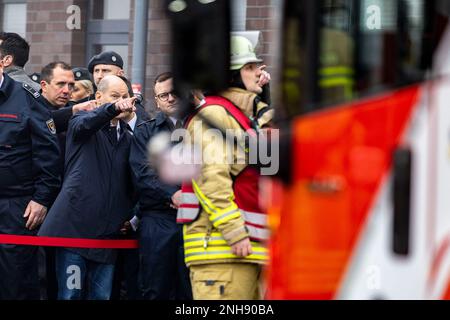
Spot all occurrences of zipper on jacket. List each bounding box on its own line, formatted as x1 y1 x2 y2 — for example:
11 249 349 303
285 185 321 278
203 228 212 249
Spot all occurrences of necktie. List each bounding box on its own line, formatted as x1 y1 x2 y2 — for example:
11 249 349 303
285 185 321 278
108 126 118 144
175 120 183 129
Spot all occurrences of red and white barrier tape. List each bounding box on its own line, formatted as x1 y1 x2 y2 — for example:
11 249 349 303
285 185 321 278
0 235 138 249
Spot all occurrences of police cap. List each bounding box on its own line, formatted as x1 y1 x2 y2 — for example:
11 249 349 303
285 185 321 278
88 51 124 73
72 67 92 81
29 72 41 84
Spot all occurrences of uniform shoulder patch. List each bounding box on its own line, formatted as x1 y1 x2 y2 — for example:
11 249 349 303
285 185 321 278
46 119 57 134
22 83 40 99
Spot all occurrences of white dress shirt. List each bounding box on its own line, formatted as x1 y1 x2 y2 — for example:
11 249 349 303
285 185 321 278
127 113 137 132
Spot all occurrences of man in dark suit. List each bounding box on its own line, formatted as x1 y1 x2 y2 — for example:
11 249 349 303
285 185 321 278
130 72 192 300
38 75 136 300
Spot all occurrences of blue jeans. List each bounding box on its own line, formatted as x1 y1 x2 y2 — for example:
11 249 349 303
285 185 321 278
55 249 115 300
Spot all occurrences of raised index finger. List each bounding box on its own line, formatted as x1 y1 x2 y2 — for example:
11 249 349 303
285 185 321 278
128 96 137 105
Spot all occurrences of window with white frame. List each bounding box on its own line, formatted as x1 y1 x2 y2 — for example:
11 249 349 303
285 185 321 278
1 0 27 37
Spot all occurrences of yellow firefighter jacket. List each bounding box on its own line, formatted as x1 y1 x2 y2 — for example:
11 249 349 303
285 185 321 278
183 87 273 267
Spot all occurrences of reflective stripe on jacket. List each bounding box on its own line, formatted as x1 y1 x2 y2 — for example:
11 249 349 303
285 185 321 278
177 96 269 242
177 91 272 266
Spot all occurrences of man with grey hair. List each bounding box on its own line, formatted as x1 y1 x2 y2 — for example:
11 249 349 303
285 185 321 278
38 75 137 300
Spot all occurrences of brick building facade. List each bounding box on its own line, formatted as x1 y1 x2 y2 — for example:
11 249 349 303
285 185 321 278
1 0 278 110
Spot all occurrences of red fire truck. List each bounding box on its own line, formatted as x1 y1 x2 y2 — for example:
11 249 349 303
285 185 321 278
266 0 450 300
167 0 450 300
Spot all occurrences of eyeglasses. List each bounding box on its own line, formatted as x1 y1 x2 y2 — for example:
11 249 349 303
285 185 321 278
156 91 177 102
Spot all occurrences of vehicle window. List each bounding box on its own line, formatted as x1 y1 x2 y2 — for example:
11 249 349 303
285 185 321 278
318 0 428 107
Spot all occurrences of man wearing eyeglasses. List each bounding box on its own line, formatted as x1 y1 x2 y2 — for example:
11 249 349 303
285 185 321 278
129 72 192 300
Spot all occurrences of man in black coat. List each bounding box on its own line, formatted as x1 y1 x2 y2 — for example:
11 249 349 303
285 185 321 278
0 60 61 300
38 75 136 300
36 61 97 300
38 62 96 135
129 72 192 300
38 62 98 164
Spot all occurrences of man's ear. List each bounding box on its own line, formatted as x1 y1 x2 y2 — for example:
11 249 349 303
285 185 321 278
2 55 13 68
40 81 48 93
95 91 102 102
117 69 125 77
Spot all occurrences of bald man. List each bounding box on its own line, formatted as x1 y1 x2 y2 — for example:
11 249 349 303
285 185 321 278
38 76 137 300
87 51 151 124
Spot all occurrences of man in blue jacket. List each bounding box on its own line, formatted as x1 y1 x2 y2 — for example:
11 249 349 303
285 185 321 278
130 72 192 300
38 75 136 300
0 59 61 299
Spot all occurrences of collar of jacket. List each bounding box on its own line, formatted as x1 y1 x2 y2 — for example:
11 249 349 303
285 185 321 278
5 66 41 92
155 111 170 127
119 119 133 134
220 87 260 119
4 65 25 76
38 94 59 111
73 95 91 104
101 118 130 135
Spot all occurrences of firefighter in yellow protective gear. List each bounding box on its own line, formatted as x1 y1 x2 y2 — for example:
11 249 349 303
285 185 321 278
178 35 273 300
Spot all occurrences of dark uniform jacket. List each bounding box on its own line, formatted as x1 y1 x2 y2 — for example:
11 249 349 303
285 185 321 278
38 103 134 264
51 106 74 133
0 73 61 208
38 95 73 171
129 112 179 216
0 74 61 300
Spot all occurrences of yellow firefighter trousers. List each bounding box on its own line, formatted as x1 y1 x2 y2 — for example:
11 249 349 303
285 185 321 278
189 263 262 300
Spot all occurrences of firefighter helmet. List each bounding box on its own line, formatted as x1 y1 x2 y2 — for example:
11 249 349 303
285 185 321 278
230 36 263 71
